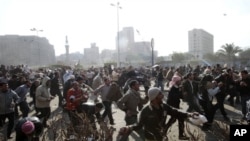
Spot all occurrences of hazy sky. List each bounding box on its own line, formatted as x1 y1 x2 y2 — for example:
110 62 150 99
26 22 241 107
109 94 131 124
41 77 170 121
0 0 250 56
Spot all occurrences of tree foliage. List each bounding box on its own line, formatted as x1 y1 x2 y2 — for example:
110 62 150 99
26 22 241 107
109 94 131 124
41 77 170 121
203 53 219 62
216 43 242 62
172 52 186 63
239 48 250 59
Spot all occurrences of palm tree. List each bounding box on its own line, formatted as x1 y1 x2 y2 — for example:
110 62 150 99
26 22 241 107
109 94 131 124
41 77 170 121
216 43 242 66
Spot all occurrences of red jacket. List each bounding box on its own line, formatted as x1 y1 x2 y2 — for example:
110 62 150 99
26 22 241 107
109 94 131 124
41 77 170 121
65 88 88 110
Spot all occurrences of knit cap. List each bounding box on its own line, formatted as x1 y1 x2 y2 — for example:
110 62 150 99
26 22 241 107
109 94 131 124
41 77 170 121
21 121 35 135
148 87 161 101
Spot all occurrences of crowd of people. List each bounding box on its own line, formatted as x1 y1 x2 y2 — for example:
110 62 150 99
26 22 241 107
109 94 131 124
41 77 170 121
0 63 250 140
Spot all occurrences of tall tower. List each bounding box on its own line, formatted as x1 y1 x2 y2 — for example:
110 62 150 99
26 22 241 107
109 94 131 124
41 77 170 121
65 36 69 64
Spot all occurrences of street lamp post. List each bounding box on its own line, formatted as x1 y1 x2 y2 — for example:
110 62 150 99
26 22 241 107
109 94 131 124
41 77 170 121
111 2 122 68
30 28 43 66
30 28 43 36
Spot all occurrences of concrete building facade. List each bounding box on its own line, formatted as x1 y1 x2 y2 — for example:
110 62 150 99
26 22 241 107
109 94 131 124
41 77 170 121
0 35 55 67
83 43 100 66
188 29 214 59
116 27 153 66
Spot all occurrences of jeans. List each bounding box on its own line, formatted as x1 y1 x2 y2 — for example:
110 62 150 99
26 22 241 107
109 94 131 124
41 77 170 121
156 80 164 91
37 107 51 126
19 101 30 118
102 101 114 124
0 112 15 138
121 115 145 141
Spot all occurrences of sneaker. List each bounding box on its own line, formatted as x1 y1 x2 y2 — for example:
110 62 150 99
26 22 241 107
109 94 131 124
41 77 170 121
179 135 190 140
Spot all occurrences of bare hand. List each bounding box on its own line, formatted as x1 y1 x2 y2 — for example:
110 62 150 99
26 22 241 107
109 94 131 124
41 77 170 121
189 112 200 119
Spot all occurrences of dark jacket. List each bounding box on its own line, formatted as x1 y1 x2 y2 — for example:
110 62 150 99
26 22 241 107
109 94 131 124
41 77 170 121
0 89 20 114
167 86 182 108
238 77 250 96
106 82 122 102
131 103 188 140
182 79 199 102
50 76 61 96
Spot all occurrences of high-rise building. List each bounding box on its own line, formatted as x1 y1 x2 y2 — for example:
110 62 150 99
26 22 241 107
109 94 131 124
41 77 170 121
116 27 153 66
117 27 135 64
188 29 214 59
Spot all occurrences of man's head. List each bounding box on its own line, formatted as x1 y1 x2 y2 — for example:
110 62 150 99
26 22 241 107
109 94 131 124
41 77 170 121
72 81 80 90
26 116 43 136
46 79 51 87
103 77 111 85
21 121 35 135
0 79 9 92
95 102 104 113
76 76 84 84
24 80 32 88
240 70 248 79
185 72 194 80
169 75 182 87
148 87 163 104
54 71 60 78
129 80 140 91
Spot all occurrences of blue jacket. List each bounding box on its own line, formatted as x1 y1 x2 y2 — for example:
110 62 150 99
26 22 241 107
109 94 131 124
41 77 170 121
0 89 20 114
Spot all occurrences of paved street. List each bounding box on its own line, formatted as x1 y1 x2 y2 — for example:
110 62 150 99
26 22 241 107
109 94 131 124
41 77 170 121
1 84 245 141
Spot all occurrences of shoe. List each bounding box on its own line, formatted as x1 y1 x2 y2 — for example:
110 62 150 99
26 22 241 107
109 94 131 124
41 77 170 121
110 122 115 125
229 102 234 107
179 135 190 140
43 124 49 128
224 116 230 121
7 136 13 139
236 100 241 104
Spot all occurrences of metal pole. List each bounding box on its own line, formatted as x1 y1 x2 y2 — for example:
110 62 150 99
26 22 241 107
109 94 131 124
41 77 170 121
117 2 120 68
111 2 121 68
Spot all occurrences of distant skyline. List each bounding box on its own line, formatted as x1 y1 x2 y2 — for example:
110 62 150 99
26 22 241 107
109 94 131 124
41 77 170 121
0 0 250 56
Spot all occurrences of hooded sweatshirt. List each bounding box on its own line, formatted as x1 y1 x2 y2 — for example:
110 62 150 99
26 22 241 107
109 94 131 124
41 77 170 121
35 76 51 108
